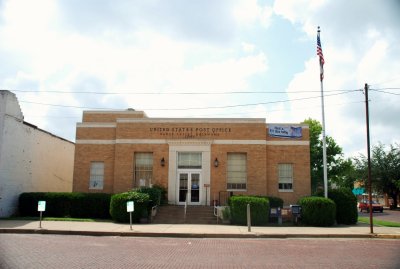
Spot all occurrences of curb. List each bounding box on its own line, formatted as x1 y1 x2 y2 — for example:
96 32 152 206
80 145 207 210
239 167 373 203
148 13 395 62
1 229 400 239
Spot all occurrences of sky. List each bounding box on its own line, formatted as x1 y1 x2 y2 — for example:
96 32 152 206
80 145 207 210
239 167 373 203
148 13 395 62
1 0 399 157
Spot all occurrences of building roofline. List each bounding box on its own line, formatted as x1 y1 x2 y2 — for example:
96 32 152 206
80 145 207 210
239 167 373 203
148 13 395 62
83 109 147 117
266 123 309 128
116 118 266 124
23 121 75 145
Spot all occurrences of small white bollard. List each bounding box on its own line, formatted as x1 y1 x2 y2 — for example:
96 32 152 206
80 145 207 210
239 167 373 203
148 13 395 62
247 204 251 232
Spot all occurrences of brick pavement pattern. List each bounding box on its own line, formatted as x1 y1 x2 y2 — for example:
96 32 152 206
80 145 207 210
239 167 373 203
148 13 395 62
1 234 400 269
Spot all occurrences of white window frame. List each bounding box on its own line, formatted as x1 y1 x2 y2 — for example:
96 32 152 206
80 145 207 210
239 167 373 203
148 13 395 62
89 162 104 190
134 152 153 187
177 152 202 169
226 153 247 191
278 163 293 192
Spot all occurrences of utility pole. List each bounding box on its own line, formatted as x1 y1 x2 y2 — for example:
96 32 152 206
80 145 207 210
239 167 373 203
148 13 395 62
364 83 373 234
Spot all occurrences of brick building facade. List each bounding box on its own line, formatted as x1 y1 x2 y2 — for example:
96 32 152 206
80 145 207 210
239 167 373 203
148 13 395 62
73 110 311 205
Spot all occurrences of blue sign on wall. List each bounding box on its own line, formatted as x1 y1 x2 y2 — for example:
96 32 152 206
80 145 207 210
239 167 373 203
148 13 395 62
268 125 302 139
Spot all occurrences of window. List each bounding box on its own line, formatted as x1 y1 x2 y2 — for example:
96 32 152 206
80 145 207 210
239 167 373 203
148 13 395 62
278 163 293 191
227 153 247 190
89 162 104 189
178 152 202 169
134 153 153 187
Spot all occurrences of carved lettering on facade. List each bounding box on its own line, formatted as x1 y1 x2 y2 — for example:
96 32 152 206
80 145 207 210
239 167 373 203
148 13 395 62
149 126 232 138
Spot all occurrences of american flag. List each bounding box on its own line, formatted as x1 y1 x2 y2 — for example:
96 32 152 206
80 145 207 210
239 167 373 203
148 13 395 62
317 29 324 81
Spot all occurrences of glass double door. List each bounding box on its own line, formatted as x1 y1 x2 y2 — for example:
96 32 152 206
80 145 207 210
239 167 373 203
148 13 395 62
178 171 201 205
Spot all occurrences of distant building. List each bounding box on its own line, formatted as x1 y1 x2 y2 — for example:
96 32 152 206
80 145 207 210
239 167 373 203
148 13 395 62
0 90 75 217
73 109 311 206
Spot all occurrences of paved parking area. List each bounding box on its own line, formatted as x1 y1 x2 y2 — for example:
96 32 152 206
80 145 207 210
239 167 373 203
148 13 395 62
359 209 400 223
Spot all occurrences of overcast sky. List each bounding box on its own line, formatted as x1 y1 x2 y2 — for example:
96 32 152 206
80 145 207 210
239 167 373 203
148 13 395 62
1 0 399 157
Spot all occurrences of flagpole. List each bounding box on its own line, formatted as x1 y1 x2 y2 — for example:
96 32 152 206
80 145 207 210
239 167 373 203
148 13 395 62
321 76 328 198
318 26 328 198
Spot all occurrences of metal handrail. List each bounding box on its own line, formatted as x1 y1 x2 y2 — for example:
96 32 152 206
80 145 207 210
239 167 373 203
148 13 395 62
219 191 232 206
151 205 157 221
213 200 218 217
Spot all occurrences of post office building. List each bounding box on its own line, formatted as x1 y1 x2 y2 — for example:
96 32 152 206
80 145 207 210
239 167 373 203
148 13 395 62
72 110 311 205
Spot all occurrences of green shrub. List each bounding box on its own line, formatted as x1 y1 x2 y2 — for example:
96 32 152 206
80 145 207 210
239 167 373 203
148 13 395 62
19 192 47 216
45 192 73 217
70 193 111 219
109 191 150 223
18 192 112 219
229 196 269 226
255 196 283 208
19 192 72 217
152 184 168 205
268 196 284 208
328 188 358 225
299 196 336 226
135 187 162 207
254 196 284 223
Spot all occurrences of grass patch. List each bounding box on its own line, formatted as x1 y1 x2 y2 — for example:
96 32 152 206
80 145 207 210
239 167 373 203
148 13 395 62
1 216 112 222
358 217 400 227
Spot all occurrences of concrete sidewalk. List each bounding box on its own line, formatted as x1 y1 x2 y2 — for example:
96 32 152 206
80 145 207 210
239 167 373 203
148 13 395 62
1 220 400 239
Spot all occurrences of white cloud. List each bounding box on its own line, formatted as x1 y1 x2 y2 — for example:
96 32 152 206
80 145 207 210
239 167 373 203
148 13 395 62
241 42 256 53
1 0 399 152
273 0 327 29
233 0 273 28
275 0 400 156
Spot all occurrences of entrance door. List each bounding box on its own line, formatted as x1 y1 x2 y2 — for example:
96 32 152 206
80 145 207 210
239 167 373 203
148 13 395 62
178 171 201 205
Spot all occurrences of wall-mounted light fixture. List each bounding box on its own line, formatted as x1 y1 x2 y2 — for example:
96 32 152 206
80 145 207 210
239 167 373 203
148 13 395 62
160 157 165 167
214 158 219 167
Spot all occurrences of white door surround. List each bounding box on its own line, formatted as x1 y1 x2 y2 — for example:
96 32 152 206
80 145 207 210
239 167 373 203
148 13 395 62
167 140 211 206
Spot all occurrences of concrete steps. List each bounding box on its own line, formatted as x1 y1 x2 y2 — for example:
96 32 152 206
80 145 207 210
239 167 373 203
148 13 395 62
152 205 217 224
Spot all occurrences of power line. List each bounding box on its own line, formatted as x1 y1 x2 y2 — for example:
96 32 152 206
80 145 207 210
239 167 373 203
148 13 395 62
11 88 359 95
19 90 359 111
195 99 366 118
370 76 400 87
370 88 400 96
371 90 400 96
373 87 400 90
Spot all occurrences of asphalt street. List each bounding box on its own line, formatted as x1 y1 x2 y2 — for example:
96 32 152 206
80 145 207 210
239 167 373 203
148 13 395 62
1 234 399 269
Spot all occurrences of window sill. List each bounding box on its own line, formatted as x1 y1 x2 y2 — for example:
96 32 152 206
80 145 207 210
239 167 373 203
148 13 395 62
227 189 247 192
89 187 104 190
278 189 293 193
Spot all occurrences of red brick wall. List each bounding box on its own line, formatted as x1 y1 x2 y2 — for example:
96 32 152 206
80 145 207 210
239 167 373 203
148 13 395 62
73 111 311 206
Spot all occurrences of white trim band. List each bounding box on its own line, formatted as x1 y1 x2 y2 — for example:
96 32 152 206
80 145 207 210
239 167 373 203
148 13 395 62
116 139 166 144
76 139 309 146
77 123 117 128
213 140 266 145
266 141 309 146
76 140 116 145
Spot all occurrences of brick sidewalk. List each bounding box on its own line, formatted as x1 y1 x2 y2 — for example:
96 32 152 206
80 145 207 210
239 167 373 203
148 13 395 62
1 220 400 239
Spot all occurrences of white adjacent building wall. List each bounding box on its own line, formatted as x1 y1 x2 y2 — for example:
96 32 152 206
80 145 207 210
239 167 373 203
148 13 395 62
0 90 75 217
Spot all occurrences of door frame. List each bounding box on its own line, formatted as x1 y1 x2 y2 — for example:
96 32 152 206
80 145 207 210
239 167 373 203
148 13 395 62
177 169 202 205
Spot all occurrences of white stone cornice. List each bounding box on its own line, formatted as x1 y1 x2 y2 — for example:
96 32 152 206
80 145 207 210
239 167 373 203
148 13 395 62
77 123 117 128
266 123 309 129
213 140 266 145
116 139 166 144
266 141 309 146
76 140 116 144
76 139 309 146
117 118 266 124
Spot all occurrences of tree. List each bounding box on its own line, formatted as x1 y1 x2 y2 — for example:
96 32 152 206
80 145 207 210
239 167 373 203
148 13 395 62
353 143 400 209
303 118 356 193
